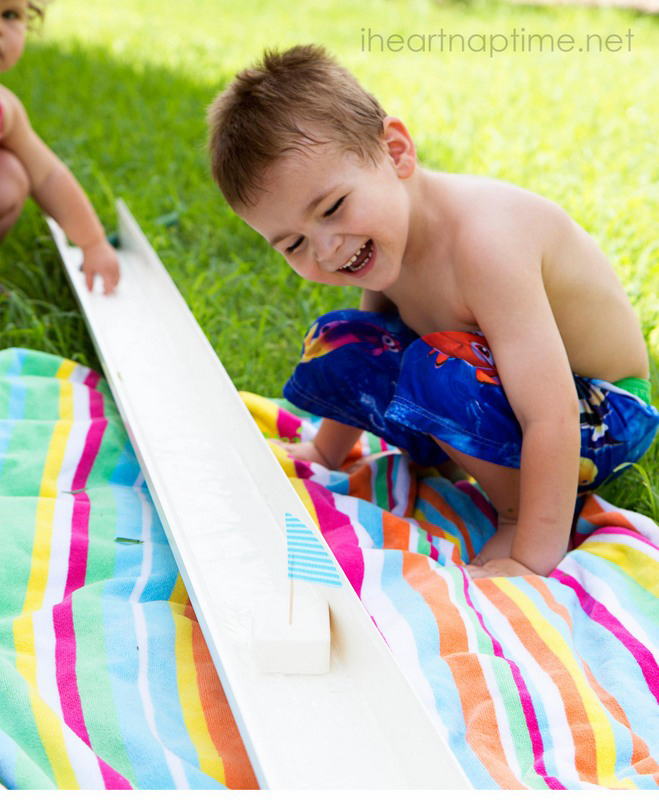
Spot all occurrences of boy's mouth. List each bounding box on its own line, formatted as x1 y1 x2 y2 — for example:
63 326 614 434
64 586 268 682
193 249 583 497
339 240 374 275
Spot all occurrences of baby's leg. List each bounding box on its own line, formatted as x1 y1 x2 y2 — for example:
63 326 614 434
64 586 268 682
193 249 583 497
433 438 520 562
0 151 30 240
384 330 535 564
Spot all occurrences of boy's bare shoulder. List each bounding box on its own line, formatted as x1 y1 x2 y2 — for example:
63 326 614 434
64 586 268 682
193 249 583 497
440 174 576 268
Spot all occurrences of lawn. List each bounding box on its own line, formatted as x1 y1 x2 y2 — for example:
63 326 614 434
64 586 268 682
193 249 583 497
0 0 657 517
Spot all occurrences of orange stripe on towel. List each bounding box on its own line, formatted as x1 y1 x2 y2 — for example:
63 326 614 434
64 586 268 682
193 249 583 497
417 482 476 560
382 512 413 551
481 580 599 785
348 463 374 503
184 601 259 789
530 581 659 785
401 554 524 788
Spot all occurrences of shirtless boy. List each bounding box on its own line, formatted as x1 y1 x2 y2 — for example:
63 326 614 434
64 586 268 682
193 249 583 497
207 45 658 578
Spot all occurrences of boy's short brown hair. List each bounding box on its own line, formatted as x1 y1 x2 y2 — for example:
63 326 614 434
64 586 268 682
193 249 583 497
208 44 387 208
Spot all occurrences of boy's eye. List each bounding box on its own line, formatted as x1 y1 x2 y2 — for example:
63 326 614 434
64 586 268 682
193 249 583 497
2 9 24 20
323 196 346 218
286 236 304 254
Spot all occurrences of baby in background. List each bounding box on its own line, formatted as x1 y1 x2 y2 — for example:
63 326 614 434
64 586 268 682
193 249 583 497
207 45 658 579
0 0 119 293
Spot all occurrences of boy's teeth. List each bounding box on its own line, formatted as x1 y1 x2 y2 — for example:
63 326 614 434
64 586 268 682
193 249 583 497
341 241 373 272
342 244 365 269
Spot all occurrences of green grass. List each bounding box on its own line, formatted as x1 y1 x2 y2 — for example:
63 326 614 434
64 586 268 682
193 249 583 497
0 0 657 518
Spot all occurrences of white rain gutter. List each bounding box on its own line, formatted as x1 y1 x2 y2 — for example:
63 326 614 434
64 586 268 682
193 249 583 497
47 201 470 790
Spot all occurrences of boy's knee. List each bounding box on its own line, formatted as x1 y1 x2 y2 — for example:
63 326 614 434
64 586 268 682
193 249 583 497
422 331 501 389
0 150 30 220
388 332 524 467
283 308 416 436
397 333 505 421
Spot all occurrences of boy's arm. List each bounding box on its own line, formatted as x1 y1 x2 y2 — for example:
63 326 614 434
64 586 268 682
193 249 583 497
460 238 581 577
1 90 119 293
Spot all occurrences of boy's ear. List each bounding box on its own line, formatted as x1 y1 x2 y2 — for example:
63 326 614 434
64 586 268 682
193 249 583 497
382 116 416 178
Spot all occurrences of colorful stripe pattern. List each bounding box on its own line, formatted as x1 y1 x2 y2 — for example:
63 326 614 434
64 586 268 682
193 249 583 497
2 349 656 790
245 391 659 790
0 350 257 790
286 512 342 587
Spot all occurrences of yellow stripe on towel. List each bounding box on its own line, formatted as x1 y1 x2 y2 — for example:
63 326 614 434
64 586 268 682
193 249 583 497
13 375 78 787
173 610 226 785
496 580 634 789
581 541 658 598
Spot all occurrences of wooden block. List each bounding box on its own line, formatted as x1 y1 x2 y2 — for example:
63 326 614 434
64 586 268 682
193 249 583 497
252 588 330 675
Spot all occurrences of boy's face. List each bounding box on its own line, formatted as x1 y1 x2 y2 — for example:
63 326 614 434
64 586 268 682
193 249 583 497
237 122 415 293
0 0 28 72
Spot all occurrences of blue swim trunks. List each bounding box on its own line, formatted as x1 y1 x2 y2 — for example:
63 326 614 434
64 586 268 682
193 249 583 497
283 309 659 493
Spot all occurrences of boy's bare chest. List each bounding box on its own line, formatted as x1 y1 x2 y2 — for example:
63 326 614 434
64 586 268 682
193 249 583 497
384 269 477 336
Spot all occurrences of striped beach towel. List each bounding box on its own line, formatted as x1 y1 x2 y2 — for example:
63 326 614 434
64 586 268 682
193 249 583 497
0 349 256 789
244 391 659 790
2 348 657 789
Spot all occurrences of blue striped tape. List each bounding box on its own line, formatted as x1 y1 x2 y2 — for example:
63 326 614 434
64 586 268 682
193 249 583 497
285 512 342 588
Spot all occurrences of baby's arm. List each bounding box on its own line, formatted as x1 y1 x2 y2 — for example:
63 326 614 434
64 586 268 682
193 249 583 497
459 223 581 577
1 89 119 293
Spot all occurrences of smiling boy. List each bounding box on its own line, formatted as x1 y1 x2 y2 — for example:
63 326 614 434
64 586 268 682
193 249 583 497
208 45 658 579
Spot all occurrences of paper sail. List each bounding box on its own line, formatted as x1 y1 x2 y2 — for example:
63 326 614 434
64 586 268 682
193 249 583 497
285 512 342 587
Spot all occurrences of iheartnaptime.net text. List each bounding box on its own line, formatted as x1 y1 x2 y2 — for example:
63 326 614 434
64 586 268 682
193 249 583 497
360 27 634 57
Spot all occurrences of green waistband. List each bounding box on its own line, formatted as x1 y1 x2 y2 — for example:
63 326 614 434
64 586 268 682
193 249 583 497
612 377 652 404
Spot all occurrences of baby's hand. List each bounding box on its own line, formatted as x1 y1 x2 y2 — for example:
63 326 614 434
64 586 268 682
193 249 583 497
82 240 120 295
276 439 332 468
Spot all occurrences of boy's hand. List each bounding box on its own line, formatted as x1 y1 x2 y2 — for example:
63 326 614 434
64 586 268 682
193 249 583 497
81 239 120 295
276 439 333 468
466 557 535 579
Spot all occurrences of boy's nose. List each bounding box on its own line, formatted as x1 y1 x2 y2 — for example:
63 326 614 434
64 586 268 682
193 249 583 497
313 233 344 270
